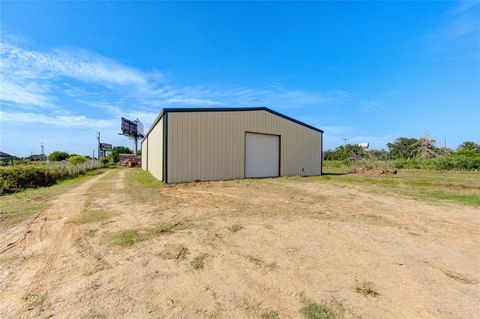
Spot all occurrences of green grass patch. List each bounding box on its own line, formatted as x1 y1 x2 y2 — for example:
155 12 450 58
70 210 111 224
127 169 163 188
109 229 142 247
1 169 110 228
412 190 480 206
107 221 184 247
1 201 51 226
262 310 279 319
301 303 336 319
228 223 244 233
191 255 206 270
316 167 480 207
355 281 380 297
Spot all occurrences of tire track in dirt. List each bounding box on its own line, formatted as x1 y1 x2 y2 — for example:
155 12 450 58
0 171 108 318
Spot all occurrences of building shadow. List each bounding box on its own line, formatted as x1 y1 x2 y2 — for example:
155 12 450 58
322 172 351 176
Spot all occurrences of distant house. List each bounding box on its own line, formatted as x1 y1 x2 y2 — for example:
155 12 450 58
0 151 16 165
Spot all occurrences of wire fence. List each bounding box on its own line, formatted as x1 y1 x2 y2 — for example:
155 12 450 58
45 159 101 176
1 159 102 193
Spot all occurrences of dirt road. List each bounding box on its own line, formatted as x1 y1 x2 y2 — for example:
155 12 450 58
0 169 478 318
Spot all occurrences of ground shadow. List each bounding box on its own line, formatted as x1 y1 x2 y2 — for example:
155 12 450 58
322 172 352 176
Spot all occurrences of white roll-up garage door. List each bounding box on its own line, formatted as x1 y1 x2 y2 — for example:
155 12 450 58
245 132 280 178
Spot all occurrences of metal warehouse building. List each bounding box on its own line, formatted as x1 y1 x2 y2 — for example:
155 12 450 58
141 107 323 183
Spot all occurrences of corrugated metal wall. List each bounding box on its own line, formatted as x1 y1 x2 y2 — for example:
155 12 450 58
144 117 163 181
141 137 148 169
167 110 322 183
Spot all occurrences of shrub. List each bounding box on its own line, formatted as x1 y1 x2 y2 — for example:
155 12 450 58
100 157 110 166
0 166 50 192
68 155 88 165
391 155 480 170
301 303 336 319
0 160 101 194
48 151 69 162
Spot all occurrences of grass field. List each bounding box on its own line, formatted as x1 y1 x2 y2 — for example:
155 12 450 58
0 167 478 318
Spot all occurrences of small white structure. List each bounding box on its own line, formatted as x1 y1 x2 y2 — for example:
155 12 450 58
141 107 324 183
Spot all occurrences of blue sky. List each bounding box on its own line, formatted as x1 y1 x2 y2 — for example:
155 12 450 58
1 1 479 157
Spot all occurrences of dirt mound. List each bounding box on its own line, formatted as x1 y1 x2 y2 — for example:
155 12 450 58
351 167 397 176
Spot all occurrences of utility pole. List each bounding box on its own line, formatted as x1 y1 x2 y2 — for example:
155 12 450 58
134 135 138 156
444 138 447 151
342 138 349 146
97 132 101 159
40 143 45 161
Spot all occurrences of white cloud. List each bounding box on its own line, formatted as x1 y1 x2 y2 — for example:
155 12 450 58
0 41 351 115
0 40 354 156
0 110 112 129
0 43 155 90
0 74 51 108
422 2 480 59
166 97 222 106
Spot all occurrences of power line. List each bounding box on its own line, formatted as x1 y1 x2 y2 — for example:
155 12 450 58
0 72 45 100
0 85 47 108
0 72 47 107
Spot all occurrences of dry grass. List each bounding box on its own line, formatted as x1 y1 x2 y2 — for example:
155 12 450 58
191 255 207 270
301 303 337 319
442 270 478 284
355 281 380 297
70 210 111 224
176 246 189 261
228 223 244 232
84 229 98 237
262 310 279 319
107 222 183 247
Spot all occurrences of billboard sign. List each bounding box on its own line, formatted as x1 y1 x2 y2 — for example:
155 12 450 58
100 143 112 151
121 117 137 137
136 118 144 136
120 117 144 138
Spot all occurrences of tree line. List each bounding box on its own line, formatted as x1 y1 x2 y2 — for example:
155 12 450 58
47 146 135 164
324 136 479 170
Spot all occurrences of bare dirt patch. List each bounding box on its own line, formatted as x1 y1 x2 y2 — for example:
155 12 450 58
1 168 478 318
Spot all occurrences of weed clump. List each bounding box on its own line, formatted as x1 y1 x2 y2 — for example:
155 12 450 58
301 303 336 319
176 247 189 260
191 255 206 270
229 223 244 233
262 310 279 319
355 280 380 297
110 229 142 247
154 222 182 234
70 210 111 224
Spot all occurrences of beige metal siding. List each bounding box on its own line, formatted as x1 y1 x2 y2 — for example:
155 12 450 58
146 117 163 181
167 110 321 183
141 137 148 170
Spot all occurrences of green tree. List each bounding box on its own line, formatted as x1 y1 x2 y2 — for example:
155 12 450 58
110 146 133 163
369 149 389 161
325 144 368 161
68 155 88 165
457 141 480 156
387 137 418 159
48 151 69 162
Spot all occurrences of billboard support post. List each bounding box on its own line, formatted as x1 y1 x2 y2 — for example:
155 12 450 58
120 117 144 156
